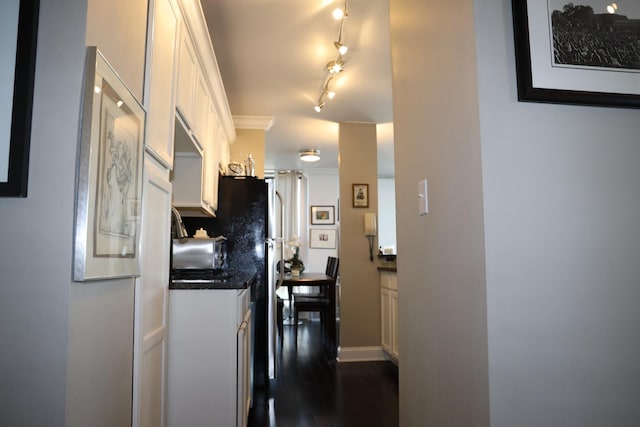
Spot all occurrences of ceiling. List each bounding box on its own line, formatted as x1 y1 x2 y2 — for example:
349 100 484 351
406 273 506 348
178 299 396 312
200 0 395 176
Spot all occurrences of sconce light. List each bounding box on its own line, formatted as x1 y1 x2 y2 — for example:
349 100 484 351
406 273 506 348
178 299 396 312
364 213 377 262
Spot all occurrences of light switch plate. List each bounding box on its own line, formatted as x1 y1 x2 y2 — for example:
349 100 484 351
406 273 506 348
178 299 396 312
418 179 428 215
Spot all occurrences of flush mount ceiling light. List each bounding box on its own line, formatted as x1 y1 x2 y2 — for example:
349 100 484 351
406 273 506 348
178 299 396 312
299 149 321 162
313 1 350 113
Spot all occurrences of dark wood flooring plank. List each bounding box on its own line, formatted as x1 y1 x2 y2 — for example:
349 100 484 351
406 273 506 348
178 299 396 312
249 320 399 427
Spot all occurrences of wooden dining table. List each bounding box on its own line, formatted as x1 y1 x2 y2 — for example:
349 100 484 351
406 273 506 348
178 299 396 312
279 272 337 358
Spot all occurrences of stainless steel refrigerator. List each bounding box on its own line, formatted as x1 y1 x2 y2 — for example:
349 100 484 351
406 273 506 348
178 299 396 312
181 176 279 389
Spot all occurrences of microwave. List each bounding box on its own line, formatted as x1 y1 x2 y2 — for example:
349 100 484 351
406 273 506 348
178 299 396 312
171 236 227 270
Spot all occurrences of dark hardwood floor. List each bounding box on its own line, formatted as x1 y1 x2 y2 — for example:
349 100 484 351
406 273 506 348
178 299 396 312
249 320 399 427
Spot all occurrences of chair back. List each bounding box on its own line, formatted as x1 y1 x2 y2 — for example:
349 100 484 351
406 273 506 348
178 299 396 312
325 256 339 281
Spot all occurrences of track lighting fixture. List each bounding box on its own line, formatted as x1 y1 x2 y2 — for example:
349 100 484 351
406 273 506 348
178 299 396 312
327 59 345 74
312 1 350 112
334 41 348 55
332 7 347 20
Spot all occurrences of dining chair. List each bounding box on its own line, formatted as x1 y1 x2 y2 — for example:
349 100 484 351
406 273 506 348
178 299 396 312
293 257 339 344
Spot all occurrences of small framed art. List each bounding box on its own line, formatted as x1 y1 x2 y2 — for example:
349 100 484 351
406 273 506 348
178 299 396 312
310 205 335 225
352 183 369 208
310 229 337 249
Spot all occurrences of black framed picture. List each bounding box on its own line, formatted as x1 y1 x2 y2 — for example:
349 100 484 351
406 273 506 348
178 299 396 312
310 205 335 225
512 0 640 109
0 0 39 197
352 183 368 208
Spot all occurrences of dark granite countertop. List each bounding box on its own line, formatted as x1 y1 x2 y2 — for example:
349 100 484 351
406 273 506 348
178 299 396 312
169 268 256 290
377 262 397 272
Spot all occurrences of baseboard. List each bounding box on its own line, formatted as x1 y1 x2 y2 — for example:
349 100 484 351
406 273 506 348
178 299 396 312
336 346 387 363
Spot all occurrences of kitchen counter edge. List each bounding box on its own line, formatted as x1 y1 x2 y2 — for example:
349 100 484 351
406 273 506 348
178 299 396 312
169 269 257 290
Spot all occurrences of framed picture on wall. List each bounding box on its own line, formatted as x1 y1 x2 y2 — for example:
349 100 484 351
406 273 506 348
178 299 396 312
310 228 337 249
73 47 145 281
310 205 335 225
352 183 368 208
0 0 39 197
512 0 640 109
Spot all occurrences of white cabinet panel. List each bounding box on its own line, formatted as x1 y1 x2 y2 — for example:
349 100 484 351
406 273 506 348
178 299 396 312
133 156 172 427
380 270 399 362
391 291 399 360
381 287 392 354
167 288 251 427
176 25 197 130
145 0 179 168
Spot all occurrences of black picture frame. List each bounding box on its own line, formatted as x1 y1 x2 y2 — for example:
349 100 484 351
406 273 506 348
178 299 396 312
352 183 369 208
310 205 335 225
0 0 40 197
512 0 640 109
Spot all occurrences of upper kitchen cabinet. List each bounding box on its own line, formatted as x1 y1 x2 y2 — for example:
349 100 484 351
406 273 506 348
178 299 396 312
175 26 197 132
145 0 180 168
172 0 236 215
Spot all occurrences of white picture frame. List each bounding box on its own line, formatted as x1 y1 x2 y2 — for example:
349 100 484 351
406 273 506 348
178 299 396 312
73 47 145 281
310 228 337 249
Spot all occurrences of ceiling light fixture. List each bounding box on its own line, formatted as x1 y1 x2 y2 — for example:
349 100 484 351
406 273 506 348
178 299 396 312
327 59 345 74
313 1 350 113
299 149 321 162
334 41 349 55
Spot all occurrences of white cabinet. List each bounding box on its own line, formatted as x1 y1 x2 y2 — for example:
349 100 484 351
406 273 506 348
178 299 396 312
237 306 252 427
132 156 172 427
171 2 235 215
193 70 209 144
176 26 197 131
145 0 179 169
202 101 219 211
167 287 252 427
171 115 213 216
380 270 399 362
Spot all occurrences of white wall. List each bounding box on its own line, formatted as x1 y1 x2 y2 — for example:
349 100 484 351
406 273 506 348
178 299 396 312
305 169 339 272
389 0 490 425
377 177 396 252
66 1 149 426
475 1 640 426
0 0 87 425
390 0 640 425
0 1 150 425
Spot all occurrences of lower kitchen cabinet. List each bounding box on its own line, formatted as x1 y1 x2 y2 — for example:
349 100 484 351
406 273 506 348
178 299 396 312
380 270 399 362
167 287 252 427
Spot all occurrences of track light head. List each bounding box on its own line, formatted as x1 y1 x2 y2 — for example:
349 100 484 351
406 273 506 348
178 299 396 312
334 41 349 55
314 102 325 113
327 59 345 74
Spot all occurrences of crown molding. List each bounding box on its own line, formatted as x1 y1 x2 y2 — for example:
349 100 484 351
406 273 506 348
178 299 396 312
233 115 274 131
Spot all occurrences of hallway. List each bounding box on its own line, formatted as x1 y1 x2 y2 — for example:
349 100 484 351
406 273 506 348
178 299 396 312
249 320 399 427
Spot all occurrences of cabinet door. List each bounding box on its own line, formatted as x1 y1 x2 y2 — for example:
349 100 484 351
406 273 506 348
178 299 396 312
194 70 209 144
237 308 252 427
133 157 172 427
145 0 179 168
176 26 197 130
391 290 399 360
202 102 219 211
381 288 391 353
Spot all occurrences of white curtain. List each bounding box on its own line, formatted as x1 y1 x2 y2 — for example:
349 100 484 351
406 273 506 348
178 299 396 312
275 170 307 259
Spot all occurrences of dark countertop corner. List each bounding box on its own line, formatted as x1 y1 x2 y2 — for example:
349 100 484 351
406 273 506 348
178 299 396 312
169 268 257 290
